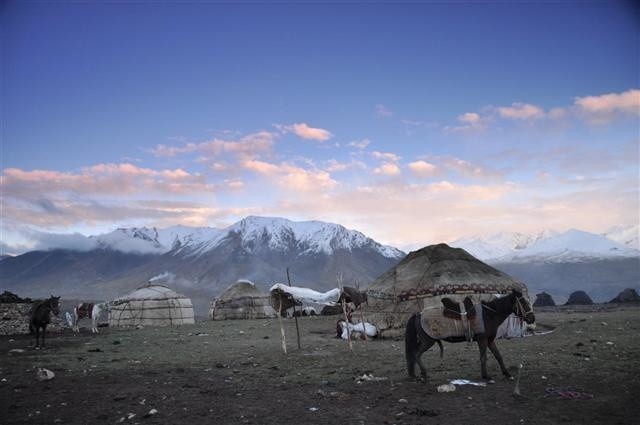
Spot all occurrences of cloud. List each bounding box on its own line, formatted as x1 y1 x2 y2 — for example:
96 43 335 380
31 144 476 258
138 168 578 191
375 104 393 118
574 89 640 124
408 160 438 177
241 159 337 192
445 88 639 132
443 112 490 134
280 123 333 142
498 103 545 120
348 139 371 150
152 131 276 158
373 163 401 176
371 151 400 163
1 163 216 199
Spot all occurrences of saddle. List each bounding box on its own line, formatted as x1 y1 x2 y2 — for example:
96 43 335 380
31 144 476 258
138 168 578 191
420 298 485 341
441 296 476 321
77 303 94 320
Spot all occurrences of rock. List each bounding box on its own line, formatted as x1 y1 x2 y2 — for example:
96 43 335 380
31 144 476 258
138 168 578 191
143 409 158 418
436 383 456 393
36 368 55 381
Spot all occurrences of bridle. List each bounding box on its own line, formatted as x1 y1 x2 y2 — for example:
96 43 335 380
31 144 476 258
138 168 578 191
514 295 534 320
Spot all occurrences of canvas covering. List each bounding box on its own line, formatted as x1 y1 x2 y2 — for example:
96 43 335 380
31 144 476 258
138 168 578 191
211 280 276 320
109 284 195 327
366 244 529 336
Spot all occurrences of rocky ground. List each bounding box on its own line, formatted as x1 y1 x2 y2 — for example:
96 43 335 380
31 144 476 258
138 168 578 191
1 305 639 424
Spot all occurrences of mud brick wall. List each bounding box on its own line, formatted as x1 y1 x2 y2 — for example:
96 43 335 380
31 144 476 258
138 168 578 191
0 303 64 336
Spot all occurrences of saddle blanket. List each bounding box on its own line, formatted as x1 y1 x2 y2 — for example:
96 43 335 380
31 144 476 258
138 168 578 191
420 303 485 340
76 303 94 319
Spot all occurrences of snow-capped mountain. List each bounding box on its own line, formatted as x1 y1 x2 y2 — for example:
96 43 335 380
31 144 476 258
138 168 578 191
89 216 402 259
602 224 640 250
0 217 405 311
453 228 639 262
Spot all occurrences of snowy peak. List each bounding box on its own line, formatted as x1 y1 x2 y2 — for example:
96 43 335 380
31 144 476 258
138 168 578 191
93 227 164 254
603 224 640 250
453 228 639 262
83 216 403 259
226 216 403 258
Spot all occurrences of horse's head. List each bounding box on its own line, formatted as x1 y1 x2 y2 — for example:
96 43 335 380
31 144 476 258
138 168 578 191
511 289 535 324
49 295 61 317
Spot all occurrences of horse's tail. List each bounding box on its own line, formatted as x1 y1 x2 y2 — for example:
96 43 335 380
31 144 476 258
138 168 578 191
437 339 444 358
405 312 419 377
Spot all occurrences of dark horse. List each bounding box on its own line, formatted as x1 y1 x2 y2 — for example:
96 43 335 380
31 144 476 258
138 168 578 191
29 296 61 349
405 289 535 381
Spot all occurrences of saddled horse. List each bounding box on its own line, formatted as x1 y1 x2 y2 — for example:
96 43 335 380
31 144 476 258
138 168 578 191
29 295 61 349
405 289 535 382
72 302 110 333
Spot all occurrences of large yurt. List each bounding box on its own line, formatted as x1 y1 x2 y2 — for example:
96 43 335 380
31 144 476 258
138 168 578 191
109 284 195 327
210 280 276 320
366 243 529 337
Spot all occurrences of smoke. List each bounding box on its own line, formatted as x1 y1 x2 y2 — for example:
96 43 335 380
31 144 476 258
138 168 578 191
148 271 195 288
149 271 174 283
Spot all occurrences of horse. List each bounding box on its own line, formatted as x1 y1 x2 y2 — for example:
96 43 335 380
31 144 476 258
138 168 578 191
29 295 61 349
405 288 535 382
72 302 110 333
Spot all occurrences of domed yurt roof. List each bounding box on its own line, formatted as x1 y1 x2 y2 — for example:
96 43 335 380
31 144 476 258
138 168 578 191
366 243 529 334
210 280 276 320
609 288 640 303
534 292 556 307
110 284 195 327
114 284 187 302
565 290 593 305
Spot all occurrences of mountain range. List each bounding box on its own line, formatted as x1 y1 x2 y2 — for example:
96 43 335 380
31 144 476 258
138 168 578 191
0 217 638 314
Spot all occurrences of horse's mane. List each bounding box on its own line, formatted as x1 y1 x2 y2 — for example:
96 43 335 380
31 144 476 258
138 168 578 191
481 292 515 316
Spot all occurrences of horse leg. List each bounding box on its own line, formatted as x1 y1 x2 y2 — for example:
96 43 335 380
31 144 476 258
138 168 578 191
35 326 40 349
477 336 492 381
488 338 512 378
415 335 436 381
42 325 46 348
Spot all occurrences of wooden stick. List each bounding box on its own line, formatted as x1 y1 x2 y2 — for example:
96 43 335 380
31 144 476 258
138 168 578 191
277 295 287 354
286 268 301 350
341 297 353 351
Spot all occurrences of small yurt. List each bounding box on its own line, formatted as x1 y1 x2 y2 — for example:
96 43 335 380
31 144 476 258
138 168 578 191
109 284 195 327
210 280 276 320
565 290 593 305
366 243 530 337
534 292 556 307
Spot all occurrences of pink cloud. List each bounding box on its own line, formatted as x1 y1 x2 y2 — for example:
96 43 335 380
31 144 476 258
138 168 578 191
373 163 401 176
152 131 276 158
574 89 640 124
408 160 438 177
281 123 333 142
498 103 544 120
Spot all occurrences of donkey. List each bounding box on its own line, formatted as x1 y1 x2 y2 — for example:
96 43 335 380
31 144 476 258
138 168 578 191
72 302 110 333
29 296 61 349
405 289 535 382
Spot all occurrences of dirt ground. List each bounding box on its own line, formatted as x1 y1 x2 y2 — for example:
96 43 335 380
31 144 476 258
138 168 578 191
1 305 639 425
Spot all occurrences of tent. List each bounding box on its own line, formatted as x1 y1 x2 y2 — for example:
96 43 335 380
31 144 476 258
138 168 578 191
609 288 640 303
366 243 530 337
210 280 276 320
533 292 556 307
565 290 593 305
109 284 195 327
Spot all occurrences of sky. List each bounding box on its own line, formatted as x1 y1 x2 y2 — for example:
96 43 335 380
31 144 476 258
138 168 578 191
1 1 639 254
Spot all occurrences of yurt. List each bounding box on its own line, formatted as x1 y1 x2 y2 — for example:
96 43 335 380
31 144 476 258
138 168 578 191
565 290 593 305
210 280 276 320
534 292 556 307
366 243 529 337
109 284 195 327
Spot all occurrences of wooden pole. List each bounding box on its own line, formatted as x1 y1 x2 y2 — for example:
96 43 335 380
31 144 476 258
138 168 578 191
341 298 353 351
355 280 367 341
277 295 287 354
287 268 301 350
